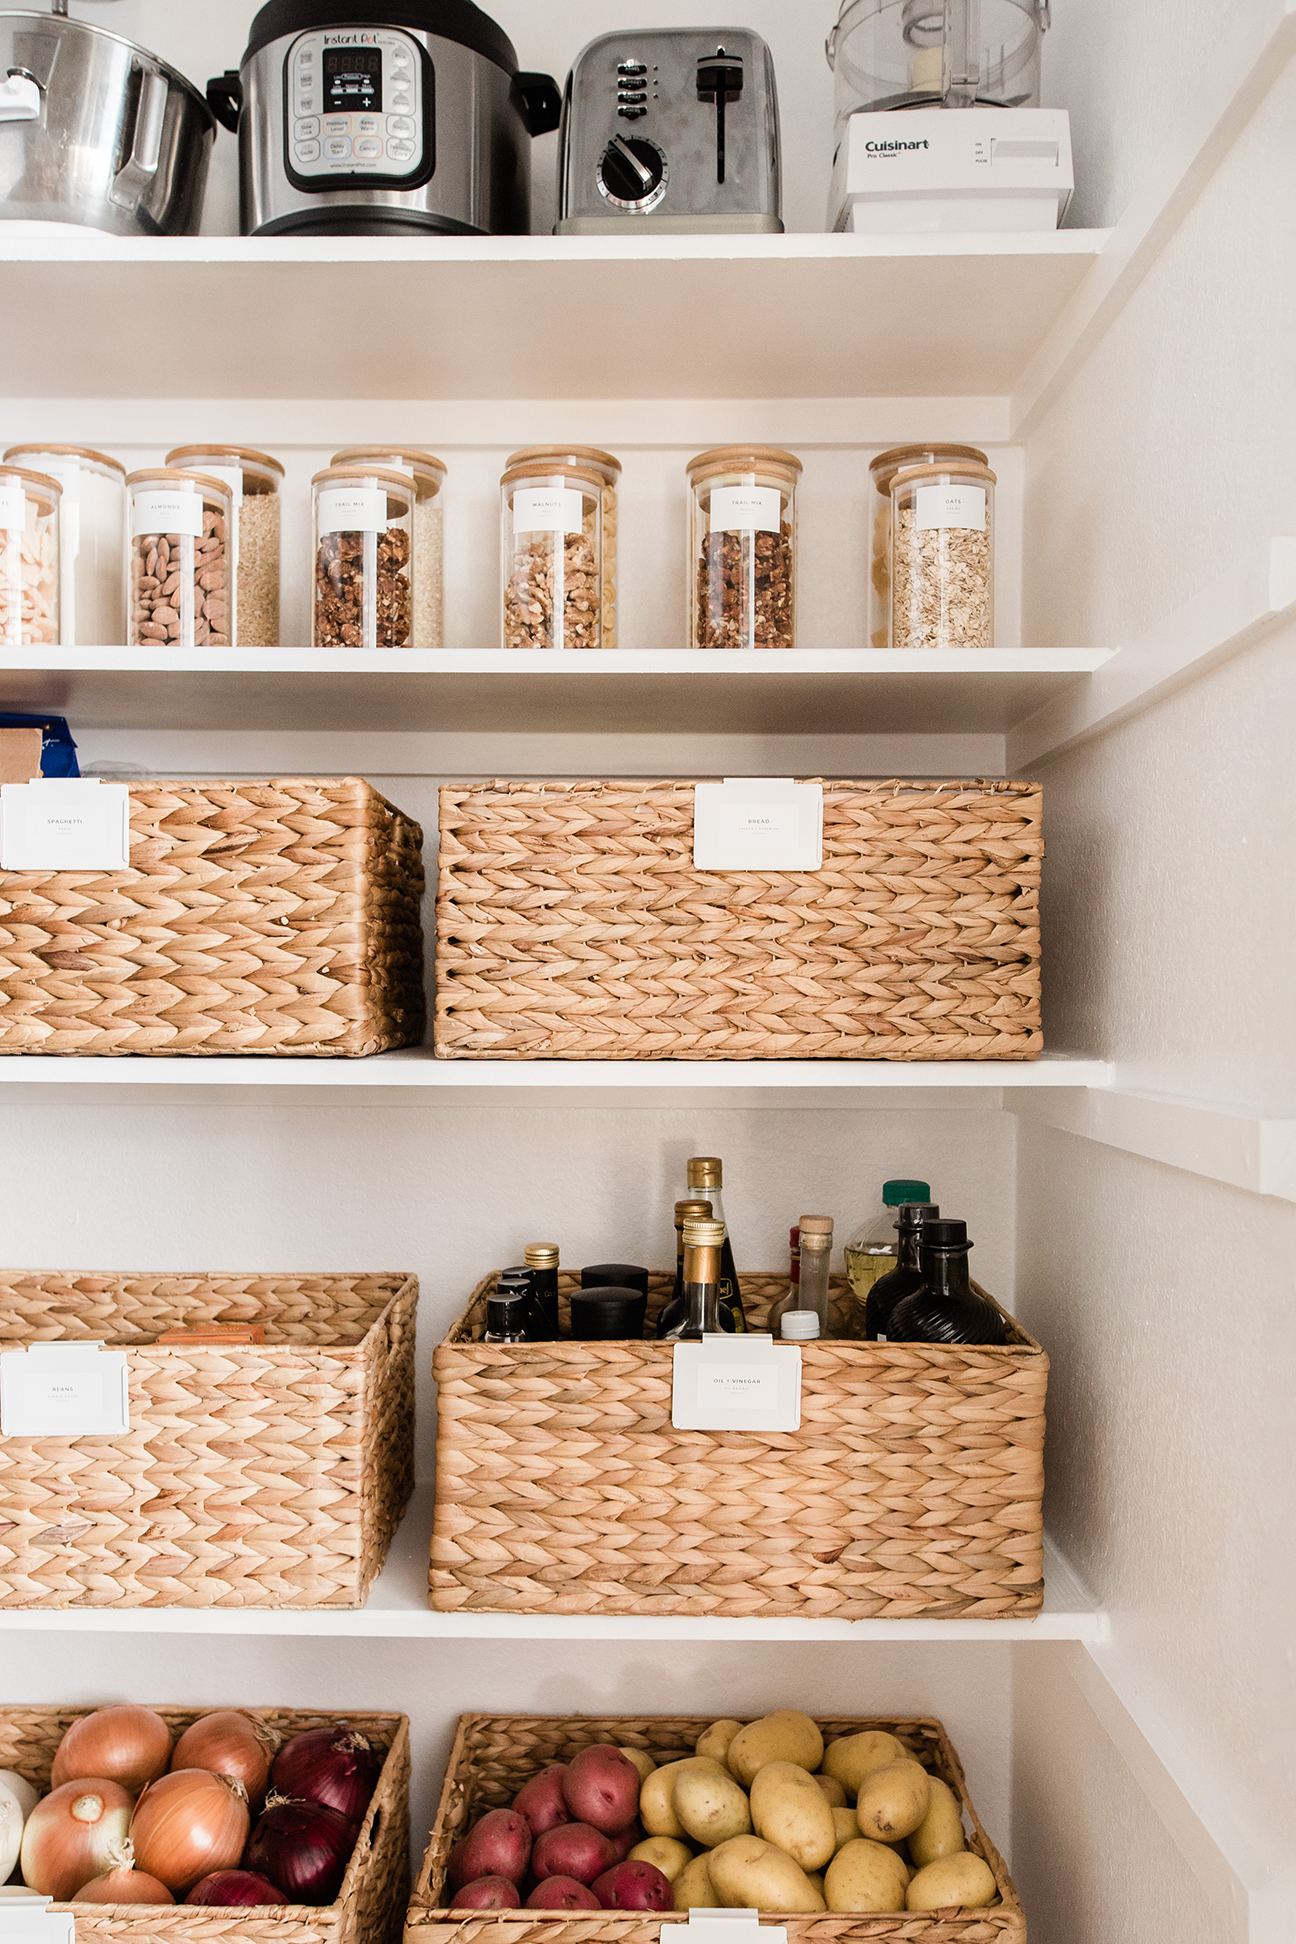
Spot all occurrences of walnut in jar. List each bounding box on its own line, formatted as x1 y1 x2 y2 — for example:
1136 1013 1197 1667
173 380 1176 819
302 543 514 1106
501 461 604 650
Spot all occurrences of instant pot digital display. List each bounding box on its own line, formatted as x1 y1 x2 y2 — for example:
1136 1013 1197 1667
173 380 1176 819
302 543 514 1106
324 49 383 111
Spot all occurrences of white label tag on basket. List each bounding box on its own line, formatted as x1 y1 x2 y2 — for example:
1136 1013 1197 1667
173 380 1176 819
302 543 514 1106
915 483 986 532
512 486 584 535
694 780 823 871
1 1343 130 1437
709 486 782 535
672 1335 800 1432
680 1911 786 1944
0 1894 77 1944
0 780 129 871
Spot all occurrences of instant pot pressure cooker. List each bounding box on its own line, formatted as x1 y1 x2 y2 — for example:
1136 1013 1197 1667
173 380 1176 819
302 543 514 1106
208 0 560 236
0 0 214 234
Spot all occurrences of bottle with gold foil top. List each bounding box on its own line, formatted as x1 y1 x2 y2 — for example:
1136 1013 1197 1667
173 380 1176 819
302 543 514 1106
524 1242 560 1340
686 1157 747 1331
659 1217 726 1341
657 1198 715 1338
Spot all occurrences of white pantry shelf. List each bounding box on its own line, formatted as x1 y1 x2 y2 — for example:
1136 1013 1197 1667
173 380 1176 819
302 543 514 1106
0 1486 1106 1641
0 646 1114 738
0 231 1108 403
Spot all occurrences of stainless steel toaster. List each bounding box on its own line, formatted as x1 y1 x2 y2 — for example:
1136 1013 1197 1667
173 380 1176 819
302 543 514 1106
556 26 782 235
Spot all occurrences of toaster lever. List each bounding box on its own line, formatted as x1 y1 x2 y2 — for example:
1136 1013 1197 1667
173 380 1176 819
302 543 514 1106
697 51 743 185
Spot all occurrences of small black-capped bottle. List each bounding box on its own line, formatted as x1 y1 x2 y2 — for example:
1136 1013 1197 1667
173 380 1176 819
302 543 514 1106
865 1202 940 1341
484 1283 529 1344
888 1219 1009 1346
523 1242 560 1340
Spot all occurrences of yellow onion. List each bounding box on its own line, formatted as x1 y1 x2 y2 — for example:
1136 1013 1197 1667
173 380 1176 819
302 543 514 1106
51 1707 172 1797
72 1839 174 1904
20 1779 133 1899
171 1713 278 1808
129 1769 249 1895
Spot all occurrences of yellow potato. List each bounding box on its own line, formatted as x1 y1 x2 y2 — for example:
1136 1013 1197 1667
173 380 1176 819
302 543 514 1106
727 1711 824 1787
750 1761 837 1872
675 1766 753 1847
831 1807 860 1854
825 1839 909 1914
618 1745 657 1785
906 1853 997 1911
707 1835 827 1913
908 1775 966 1867
821 1730 907 1797
630 1836 694 1883
813 1773 847 1808
673 1853 720 1911
696 1719 743 1765
642 1756 727 1837
856 1761 931 1842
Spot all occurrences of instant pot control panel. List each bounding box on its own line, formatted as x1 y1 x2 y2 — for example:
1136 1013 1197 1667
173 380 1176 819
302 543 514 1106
284 28 434 190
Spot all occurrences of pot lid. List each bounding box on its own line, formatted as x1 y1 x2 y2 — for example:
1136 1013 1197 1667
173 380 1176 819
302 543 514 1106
244 0 519 74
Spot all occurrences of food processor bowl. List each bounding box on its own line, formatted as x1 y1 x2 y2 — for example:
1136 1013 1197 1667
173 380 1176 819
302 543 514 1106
827 0 1049 127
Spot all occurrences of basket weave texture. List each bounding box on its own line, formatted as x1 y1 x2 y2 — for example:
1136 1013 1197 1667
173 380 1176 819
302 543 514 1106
0 1705 410 1944
430 1274 1046 1620
0 1271 417 1607
0 777 425 1055
433 778 1041 1061
405 1712 1024 1944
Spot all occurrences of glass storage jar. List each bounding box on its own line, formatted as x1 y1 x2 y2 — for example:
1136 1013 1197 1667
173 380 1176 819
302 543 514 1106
890 458 996 649
127 469 234 649
501 458 604 650
2 444 125 647
867 443 987 649
507 446 620 648
332 447 447 648
312 465 415 650
687 446 800 651
0 465 59 647
166 445 283 648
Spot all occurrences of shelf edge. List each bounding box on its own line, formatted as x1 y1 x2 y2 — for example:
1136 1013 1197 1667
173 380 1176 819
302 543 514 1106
1005 1085 1296 1203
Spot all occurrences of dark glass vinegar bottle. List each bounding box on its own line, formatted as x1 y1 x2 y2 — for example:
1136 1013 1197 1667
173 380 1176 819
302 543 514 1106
888 1219 1009 1346
659 1218 726 1341
865 1202 939 1340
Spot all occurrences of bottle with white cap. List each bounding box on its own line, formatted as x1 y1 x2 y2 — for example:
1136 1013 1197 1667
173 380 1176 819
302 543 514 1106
780 1310 820 1341
796 1217 834 1333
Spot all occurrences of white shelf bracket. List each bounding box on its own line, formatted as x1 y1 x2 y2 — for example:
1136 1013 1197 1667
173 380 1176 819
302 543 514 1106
1006 1086 1296 1203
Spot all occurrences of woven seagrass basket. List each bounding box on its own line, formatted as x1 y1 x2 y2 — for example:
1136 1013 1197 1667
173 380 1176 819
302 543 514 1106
0 1705 410 1944
433 778 1041 1061
405 1713 1024 1944
0 1271 416 1608
0 777 425 1054
431 1274 1045 1621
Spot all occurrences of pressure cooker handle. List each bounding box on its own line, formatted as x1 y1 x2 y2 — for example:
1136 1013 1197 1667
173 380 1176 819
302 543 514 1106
206 69 242 135
109 61 168 211
514 71 561 138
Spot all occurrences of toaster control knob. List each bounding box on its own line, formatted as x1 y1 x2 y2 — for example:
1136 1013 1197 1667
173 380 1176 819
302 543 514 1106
598 134 666 209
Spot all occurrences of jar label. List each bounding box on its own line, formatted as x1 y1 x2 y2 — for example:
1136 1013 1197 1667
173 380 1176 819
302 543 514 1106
318 486 387 535
710 485 782 535
0 483 27 532
915 483 986 531
513 486 584 535
132 490 204 539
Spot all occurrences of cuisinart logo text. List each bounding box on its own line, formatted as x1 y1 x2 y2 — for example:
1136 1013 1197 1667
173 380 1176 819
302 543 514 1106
865 138 931 154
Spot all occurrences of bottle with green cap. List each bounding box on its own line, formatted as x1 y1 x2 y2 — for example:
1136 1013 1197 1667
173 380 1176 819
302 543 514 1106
843 1177 933 1332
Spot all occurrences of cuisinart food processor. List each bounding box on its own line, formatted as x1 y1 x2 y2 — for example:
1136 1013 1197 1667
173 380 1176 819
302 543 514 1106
208 0 560 236
556 27 781 235
826 0 1072 233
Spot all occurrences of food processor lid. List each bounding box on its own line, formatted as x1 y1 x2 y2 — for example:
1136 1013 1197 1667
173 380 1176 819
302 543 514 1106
243 0 519 74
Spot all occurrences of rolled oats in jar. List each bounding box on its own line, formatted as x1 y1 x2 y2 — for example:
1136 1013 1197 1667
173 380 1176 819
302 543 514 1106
890 459 996 650
332 447 445 648
312 465 414 650
127 469 233 650
501 459 603 650
508 446 620 648
0 465 59 647
688 446 800 651
868 444 987 650
3 444 125 646
166 445 283 648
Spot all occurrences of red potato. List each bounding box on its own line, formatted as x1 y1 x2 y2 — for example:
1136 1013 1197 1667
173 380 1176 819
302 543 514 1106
592 1861 674 1911
450 1877 521 1910
532 1822 617 1886
562 1744 641 1836
526 1877 601 1911
447 1809 532 1889
514 1764 572 1838
611 1818 645 1862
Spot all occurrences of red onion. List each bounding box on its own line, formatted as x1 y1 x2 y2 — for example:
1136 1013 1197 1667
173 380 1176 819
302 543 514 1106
271 1726 380 1827
244 1796 356 1905
187 1870 289 1908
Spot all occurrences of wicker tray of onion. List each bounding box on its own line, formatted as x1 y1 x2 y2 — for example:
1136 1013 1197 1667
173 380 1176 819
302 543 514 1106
2 1706 388 1911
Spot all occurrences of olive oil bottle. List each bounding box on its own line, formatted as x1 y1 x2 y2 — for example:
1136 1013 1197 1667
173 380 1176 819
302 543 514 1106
686 1157 747 1331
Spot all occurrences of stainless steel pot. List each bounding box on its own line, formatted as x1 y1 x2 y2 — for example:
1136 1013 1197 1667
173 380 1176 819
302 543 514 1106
0 1 215 234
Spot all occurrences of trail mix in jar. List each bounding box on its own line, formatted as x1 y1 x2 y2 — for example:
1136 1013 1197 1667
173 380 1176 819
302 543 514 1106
687 446 801 652
312 466 415 650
